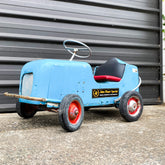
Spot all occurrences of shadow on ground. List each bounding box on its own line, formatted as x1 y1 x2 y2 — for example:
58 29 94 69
0 107 122 132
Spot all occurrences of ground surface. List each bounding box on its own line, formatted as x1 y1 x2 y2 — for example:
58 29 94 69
0 105 165 165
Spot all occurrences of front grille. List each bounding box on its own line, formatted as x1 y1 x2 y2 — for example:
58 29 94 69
22 73 33 96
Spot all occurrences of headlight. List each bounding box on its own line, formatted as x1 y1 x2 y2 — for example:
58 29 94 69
22 73 33 96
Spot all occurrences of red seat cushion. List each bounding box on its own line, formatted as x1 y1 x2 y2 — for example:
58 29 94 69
94 75 121 82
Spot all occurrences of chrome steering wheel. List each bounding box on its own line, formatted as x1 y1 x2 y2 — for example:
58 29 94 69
63 39 92 61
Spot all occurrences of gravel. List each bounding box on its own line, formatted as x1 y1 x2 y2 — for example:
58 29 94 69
0 105 165 165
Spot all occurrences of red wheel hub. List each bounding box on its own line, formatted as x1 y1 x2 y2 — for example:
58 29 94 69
68 101 81 124
127 97 141 115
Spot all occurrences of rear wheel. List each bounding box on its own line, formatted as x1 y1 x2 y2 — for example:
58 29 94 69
16 102 37 119
59 94 84 132
84 107 90 111
119 91 143 122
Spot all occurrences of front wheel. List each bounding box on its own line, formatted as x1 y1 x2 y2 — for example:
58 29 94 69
119 91 143 122
16 102 37 119
59 94 84 132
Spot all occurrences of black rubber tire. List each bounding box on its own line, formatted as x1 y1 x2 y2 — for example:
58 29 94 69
16 102 37 119
84 107 90 111
119 91 143 122
114 103 119 109
59 94 84 132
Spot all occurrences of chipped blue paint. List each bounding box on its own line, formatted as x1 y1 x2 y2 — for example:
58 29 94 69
19 59 139 108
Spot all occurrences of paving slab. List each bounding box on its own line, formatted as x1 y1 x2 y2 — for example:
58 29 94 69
0 105 165 165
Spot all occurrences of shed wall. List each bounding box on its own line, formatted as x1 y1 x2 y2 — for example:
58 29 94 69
0 0 162 111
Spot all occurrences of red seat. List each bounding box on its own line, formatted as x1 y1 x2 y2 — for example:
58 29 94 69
94 75 121 82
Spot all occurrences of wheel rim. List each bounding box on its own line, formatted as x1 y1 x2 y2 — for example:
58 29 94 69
68 100 81 124
127 96 141 116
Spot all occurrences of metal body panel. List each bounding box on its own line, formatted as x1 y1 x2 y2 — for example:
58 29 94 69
0 0 162 111
18 59 139 108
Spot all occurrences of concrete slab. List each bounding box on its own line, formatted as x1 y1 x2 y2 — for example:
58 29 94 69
0 105 165 165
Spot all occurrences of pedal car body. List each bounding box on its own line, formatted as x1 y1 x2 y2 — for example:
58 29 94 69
4 40 143 132
19 58 139 107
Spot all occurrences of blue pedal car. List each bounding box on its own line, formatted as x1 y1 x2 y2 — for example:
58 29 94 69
5 40 143 132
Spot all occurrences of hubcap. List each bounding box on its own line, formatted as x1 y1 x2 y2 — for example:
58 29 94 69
69 107 79 120
127 97 141 116
128 100 137 112
68 101 81 124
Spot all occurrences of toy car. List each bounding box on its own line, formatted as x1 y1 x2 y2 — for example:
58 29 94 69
4 40 143 132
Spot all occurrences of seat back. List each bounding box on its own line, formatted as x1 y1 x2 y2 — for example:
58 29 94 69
94 58 125 82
